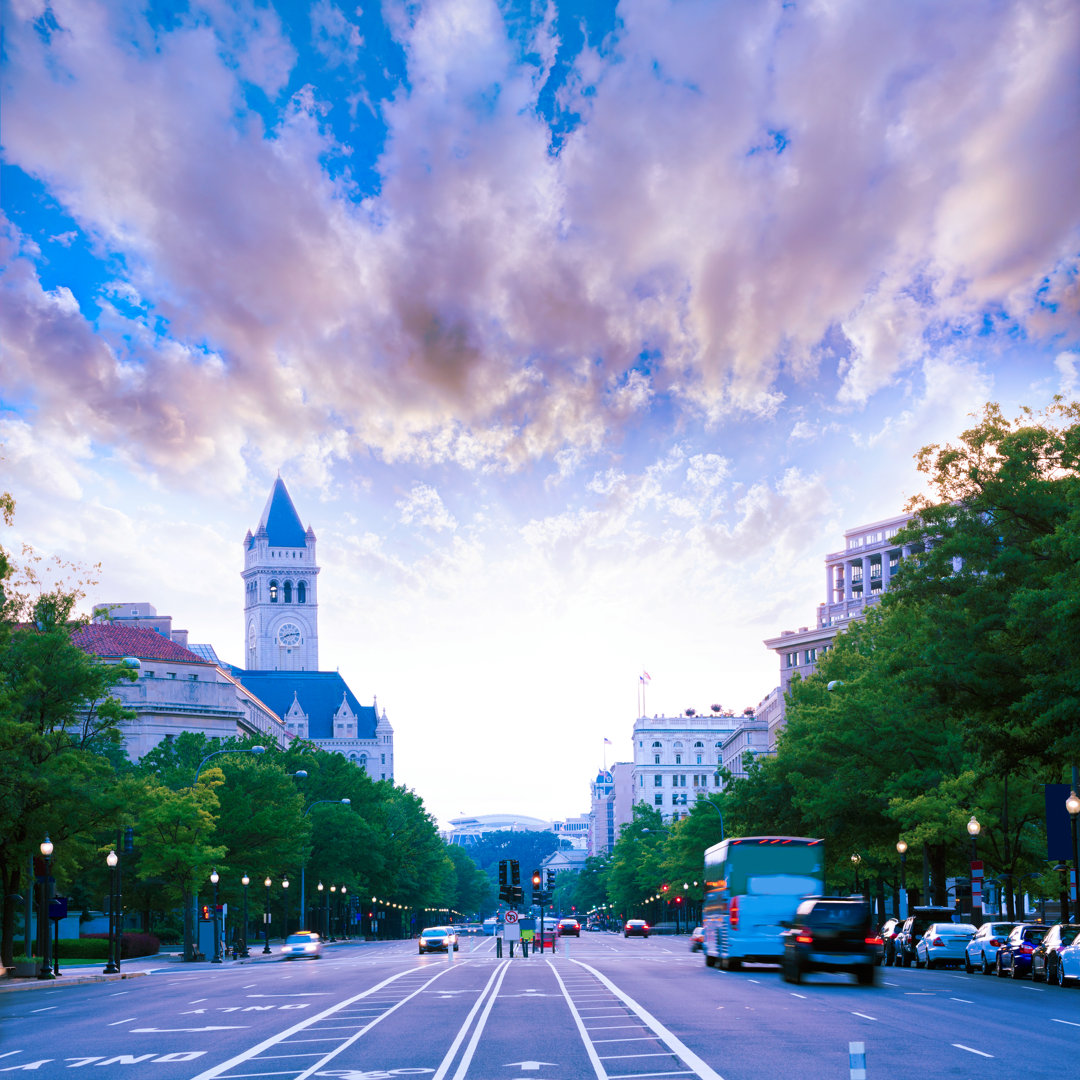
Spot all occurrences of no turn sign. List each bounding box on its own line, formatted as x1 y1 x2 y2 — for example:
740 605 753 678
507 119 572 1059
504 910 519 923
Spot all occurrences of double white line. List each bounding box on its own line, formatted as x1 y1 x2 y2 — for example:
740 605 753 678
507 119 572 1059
432 959 512 1080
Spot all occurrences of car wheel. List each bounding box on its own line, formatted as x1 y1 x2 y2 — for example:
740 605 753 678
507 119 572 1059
964 956 974 974
1011 960 1023 979
1055 961 1067 987
705 952 716 968
982 952 993 975
856 965 876 987
1032 960 1043 983
997 956 1007 977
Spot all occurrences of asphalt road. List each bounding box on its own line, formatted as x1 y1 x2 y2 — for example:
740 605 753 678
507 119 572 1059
2 932 1078 1079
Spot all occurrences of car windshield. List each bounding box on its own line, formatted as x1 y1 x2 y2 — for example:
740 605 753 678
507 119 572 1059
931 924 975 934
988 923 1014 935
1023 928 1048 943
804 904 869 928
286 934 315 943
422 929 446 937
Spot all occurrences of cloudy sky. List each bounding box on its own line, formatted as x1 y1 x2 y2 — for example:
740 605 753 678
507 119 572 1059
2 0 1078 829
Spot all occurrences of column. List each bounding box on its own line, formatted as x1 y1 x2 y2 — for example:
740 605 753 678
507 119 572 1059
861 556 871 600
843 561 853 602
881 550 892 589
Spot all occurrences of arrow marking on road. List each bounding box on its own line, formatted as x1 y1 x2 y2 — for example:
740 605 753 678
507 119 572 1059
130 1026 248 1033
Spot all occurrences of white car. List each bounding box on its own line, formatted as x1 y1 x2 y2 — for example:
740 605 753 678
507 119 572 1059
1053 929 1080 986
915 923 977 969
965 921 1016 974
281 931 323 960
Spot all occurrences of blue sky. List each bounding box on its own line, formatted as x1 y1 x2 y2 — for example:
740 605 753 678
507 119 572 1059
2 0 1078 828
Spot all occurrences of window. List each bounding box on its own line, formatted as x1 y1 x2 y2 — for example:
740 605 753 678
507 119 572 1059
639 775 644 787
677 775 686 787
786 651 798 667
696 754 702 764
694 741 704 748
654 794 663 806
673 740 683 748
283 581 292 603
804 648 816 664
298 581 306 603
189 674 198 681
654 754 660 765
381 754 386 764
714 774 721 787
652 741 662 748
654 774 662 787
145 670 154 678
269 580 279 603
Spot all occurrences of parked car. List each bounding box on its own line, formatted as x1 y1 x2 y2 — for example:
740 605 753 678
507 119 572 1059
996 923 1050 978
915 923 977 969
964 922 1016 974
281 931 323 960
780 897 881 986
1031 923 1080 984
1056 927 1080 985
624 919 650 938
418 926 459 953
878 918 902 966
896 907 960 967
689 926 705 952
557 918 581 937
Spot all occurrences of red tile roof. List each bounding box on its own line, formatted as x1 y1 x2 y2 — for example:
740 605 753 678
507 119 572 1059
72 624 211 664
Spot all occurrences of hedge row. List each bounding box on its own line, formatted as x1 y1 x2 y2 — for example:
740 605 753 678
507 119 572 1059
72 933 160 958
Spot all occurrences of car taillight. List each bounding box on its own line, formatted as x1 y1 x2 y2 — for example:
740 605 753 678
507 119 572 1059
932 937 944 947
989 938 1001 946
730 897 739 931
866 937 883 946
796 929 813 944
1020 944 1033 953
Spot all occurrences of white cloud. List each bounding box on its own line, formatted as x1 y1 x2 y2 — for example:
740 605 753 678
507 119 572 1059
396 483 458 532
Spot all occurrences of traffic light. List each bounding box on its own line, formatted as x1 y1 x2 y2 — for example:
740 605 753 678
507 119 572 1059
200 905 210 920
546 869 555 891
531 869 542 903
511 860 520 886
499 860 508 887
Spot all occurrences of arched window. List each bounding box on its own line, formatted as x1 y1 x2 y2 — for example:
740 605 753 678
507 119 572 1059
297 581 306 603
694 741 704 748
359 754 368 769
651 741 662 748
283 581 292 604
269 580 278 603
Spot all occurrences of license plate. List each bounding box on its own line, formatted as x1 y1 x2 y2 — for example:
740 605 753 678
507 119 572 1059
809 952 858 964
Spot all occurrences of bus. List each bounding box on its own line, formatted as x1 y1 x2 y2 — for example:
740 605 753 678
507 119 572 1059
702 836 824 970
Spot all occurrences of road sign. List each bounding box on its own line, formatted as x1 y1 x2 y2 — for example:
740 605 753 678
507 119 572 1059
504 910 518 923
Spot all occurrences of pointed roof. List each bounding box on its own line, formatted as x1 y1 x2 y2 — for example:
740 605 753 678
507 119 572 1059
257 477 309 548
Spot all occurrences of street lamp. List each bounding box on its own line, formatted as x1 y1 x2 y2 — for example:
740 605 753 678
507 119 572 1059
37 837 56 981
702 796 725 840
299 798 351 931
967 815 982 924
1067 790 1080 921
341 886 348 940
850 852 862 895
104 851 120 974
330 885 338 941
210 870 222 963
240 874 250 957
263 877 272 954
282 876 290 937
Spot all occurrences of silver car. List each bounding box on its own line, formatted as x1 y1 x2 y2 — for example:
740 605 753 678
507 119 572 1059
915 923 976 969
964 921 1016 974
281 931 323 960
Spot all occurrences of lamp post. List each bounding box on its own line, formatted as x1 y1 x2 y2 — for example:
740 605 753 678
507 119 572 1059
104 851 119 974
702 796 725 840
38 837 56 981
281 876 290 937
317 881 325 938
1067 790 1080 921
341 886 348 940
191 745 267 787
263 877 272 954
896 840 908 915
240 874 250 957
330 885 338 941
851 852 862 895
210 870 222 963
300 798 351 932
967 815 982 924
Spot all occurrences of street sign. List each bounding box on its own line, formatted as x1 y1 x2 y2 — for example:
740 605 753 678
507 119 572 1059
504 910 519 923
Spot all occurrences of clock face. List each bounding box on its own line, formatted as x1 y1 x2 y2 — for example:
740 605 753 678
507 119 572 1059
277 623 302 647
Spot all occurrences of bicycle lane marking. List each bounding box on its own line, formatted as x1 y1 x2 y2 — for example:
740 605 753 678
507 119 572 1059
555 959 727 1080
432 960 512 1080
189 964 458 1080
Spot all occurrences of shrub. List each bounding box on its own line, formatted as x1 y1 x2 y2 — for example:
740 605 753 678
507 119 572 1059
59 938 109 959
79 932 160 958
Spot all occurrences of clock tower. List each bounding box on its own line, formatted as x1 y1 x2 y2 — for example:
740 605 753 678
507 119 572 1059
242 477 320 671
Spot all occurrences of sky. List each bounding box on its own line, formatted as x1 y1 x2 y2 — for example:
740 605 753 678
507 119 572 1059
2 0 1078 831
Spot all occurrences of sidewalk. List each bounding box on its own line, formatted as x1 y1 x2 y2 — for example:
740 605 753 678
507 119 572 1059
0 938 359 993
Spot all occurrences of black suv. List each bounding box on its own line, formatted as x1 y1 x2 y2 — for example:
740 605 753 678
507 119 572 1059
781 897 881 986
896 906 959 967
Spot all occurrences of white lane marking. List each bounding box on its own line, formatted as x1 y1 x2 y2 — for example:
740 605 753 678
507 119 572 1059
953 1044 993 1058
562 959 728 1080
107 1018 136 1026
1052 1018 1080 1028
789 993 807 999
188 965 452 1080
950 997 973 1003
437 961 513 1080
188 999 207 1004
1021 986 1044 992
31 1007 58 1013
852 1012 877 1022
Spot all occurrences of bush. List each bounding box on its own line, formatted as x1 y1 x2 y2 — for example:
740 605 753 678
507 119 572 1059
79 932 160 958
59 938 109 959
